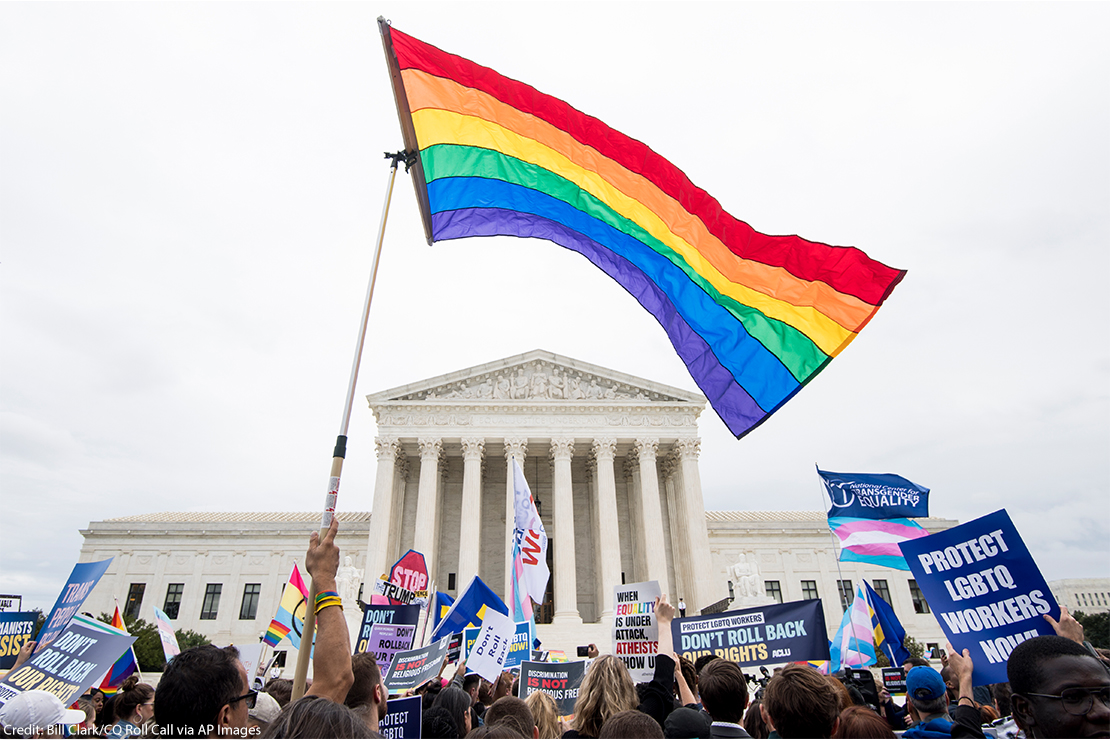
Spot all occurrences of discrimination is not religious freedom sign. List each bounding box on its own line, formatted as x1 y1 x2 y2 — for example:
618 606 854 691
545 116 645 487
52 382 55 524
899 509 1059 685
671 599 830 666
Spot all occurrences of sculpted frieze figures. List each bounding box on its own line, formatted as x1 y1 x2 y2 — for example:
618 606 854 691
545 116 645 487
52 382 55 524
398 361 681 403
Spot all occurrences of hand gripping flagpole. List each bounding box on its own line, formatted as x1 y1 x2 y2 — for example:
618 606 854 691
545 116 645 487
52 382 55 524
291 150 414 701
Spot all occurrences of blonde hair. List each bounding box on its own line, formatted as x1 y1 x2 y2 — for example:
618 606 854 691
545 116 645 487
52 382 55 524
572 655 637 738
525 690 562 739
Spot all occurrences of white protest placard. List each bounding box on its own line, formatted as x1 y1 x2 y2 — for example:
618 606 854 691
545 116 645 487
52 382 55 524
612 580 660 683
466 607 515 683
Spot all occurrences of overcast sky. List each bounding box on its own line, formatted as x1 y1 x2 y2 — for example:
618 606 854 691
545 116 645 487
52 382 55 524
2 3 1107 612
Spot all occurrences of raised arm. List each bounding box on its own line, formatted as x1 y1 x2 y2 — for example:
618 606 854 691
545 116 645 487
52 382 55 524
305 518 355 702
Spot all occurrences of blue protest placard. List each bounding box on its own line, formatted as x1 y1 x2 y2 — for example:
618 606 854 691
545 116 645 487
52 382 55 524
379 695 422 739
899 509 1059 685
0 616 136 708
0 612 37 670
671 599 830 666
383 635 451 693
35 558 112 652
356 604 421 654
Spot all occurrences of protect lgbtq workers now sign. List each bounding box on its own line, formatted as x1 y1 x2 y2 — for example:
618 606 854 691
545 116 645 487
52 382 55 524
899 509 1059 685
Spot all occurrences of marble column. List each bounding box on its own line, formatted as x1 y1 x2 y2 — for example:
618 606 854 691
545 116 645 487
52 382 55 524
413 438 442 575
504 438 527 600
385 454 410 570
624 456 646 583
635 438 670 596
662 454 688 607
366 437 400 584
458 438 485 587
593 438 622 622
550 438 581 624
676 438 713 613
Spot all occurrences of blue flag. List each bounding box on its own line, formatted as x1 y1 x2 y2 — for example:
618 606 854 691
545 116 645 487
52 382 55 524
865 581 910 666
818 467 930 519
431 576 508 643
432 591 454 631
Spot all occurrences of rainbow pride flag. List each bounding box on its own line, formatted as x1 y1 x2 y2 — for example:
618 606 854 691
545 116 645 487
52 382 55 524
379 21 906 438
828 516 927 570
98 605 138 695
263 564 309 648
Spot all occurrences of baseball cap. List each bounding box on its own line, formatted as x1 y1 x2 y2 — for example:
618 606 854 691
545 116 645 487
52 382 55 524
0 690 87 731
906 666 947 702
249 690 281 725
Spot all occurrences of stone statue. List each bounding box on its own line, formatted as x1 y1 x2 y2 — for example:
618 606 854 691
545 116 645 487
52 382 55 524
511 368 529 399
567 375 584 400
494 374 511 399
728 553 762 599
335 555 363 605
529 369 549 398
586 379 603 399
548 368 565 399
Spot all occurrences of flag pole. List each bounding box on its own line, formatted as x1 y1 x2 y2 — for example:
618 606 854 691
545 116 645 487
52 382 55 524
816 469 863 668
290 150 413 701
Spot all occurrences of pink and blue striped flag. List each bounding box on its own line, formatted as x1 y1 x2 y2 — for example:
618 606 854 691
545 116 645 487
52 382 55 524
827 517 927 570
829 584 877 674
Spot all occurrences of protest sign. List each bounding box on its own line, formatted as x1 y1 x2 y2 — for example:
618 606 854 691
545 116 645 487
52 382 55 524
35 558 112 652
235 643 267 688
531 649 569 663
882 667 907 695
374 550 430 606
365 623 417 673
446 632 463 664
467 608 516 683
0 616 135 707
465 621 533 670
152 606 180 662
379 695 422 739
383 635 451 693
612 580 660 683
899 509 1059 685
356 604 421 654
519 660 586 716
0 596 21 613
0 612 37 670
671 599 830 666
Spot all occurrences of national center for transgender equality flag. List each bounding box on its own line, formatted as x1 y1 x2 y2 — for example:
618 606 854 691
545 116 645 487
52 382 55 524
821 468 930 570
378 20 906 439
263 564 309 649
98 603 139 696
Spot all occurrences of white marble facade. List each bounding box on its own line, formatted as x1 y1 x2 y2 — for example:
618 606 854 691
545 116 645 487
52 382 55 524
75 351 961 655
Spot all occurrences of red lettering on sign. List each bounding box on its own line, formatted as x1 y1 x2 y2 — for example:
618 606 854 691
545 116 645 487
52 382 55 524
521 531 542 566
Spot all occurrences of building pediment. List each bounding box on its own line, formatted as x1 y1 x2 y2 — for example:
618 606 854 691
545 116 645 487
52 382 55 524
366 350 705 406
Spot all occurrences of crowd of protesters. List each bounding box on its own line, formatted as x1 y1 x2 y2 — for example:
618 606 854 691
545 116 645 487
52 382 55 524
2 520 1106 739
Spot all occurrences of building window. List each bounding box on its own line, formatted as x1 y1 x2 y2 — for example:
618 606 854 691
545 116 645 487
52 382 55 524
837 580 854 610
239 584 261 620
164 584 184 619
908 579 931 614
765 581 783 604
801 580 819 601
448 573 456 591
873 579 892 605
124 583 146 620
200 584 222 620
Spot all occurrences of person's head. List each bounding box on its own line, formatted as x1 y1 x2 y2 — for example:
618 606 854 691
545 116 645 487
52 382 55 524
1008 634 1110 739
524 691 561 739
992 682 1013 717
677 656 698 700
698 659 749 723
902 657 930 672
248 690 282 735
940 665 960 702
155 644 251 738
826 676 852 713
663 706 711 738
0 690 86 736
421 706 460 739
344 653 388 730
573 655 638 738
979 704 999 723
599 709 663 738
114 675 155 725
76 697 95 728
260 695 375 738
693 654 720 675
436 687 474 737
467 723 524 739
87 689 105 716
762 664 840 738
831 706 894 738
743 700 768 739
464 674 482 704
905 666 950 721
484 697 536 738
263 679 293 708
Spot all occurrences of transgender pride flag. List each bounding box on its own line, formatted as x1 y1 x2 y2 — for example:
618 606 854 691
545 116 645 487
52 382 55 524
829 584 878 673
827 517 927 570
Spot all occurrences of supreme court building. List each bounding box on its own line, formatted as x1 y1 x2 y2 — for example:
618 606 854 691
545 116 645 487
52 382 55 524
78 350 958 655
